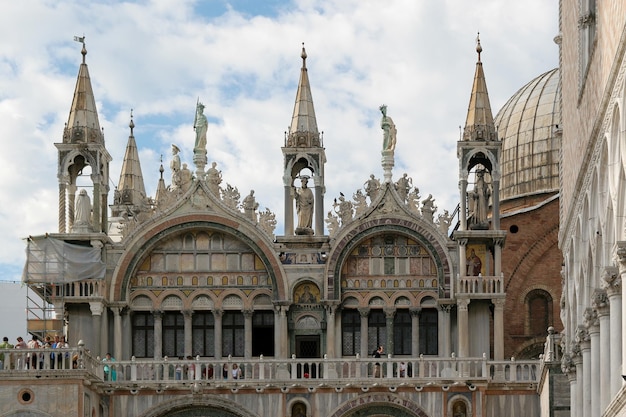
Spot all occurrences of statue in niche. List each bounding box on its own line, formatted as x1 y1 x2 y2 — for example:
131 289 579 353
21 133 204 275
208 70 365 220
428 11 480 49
194 101 208 152
180 163 192 192
242 190 259 222
380 104 397 152
333 193 353 225
325 211 340 237
395 173 412 202
469 169 491 229
294 176 314 235
74 189 92 229
170 144 181 189
364 174 381 202
353 189 368 216
206 161 222 195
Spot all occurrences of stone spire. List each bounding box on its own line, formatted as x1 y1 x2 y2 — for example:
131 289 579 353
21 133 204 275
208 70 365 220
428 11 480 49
286 44 321 148
111 112 146 217
462 35 497 142
154 155 167 205
63 39 104 144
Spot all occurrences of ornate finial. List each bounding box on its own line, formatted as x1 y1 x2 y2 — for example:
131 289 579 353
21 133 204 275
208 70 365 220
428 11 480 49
74 35 86 64
476 32 482 62
159 154 164 178
129 109 135 135
301 42 307 67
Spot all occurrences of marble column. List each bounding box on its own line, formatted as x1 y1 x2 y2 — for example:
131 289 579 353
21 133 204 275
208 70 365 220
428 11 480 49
593 289 610 411
603 266 622 397
313 175 324 236
284 177 294 235
280 305 289 359
563 353 577 417
213 309 223 359
384 308 395 354
358 308 370 357
112 307 123 360
68 184 76 231
410 308 421 356
577 326 591 417
325 303 338 358
243 309 253 359
573 349 583 417
153 310 163 359
492 298 505 360
459 177 468 230
584 308 600 416
183 310 192 357
89 301 104 357
618 242 626 381
457 298 470 357
439 304 452 356
58 182 67 233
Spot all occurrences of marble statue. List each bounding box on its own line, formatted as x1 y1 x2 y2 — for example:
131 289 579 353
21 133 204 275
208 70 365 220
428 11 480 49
170 144 181 189
407 187 421 214
437 209 453 235
364 174 381 202
333 193 353 225
421 194 436 222
353 189 368 217
180 163 192 192
325 211 340 238
194 101 208 151
469 169 490 229
380 104 397 152
294 176 314 235
206 161 222 195
395 173 412 202
74 189 92 227
242 190 259 222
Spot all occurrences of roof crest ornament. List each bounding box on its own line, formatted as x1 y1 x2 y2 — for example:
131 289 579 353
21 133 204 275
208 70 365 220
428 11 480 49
476 32 482 62
74 35 86 64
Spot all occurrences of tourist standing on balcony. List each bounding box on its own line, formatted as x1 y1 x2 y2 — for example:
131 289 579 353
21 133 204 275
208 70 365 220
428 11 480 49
14 337 27 369
103 353 117 381
373 345 383 377
27 335 41 369
0 336 13 369
54 336 69 369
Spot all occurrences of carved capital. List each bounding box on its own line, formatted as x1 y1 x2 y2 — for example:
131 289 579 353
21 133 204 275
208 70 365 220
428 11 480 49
592 289 609 316
491 298 505 310
242 308 254 318
561 353 576 376
583 307 599 330
601 265 622 295
457 298 470 311
212 309 224 319
383 307 396 319
152 309 163 319
182 309 193 319
410 307 422 317
617 242 626 269
358 307 370 318
439 304 453 313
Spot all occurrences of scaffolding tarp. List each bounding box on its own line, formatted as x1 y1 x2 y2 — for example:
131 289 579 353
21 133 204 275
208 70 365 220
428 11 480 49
22 237 106 283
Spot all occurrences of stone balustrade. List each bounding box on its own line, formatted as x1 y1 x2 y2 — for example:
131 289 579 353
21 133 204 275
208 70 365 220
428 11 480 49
457 274 504 295
0 348 539 388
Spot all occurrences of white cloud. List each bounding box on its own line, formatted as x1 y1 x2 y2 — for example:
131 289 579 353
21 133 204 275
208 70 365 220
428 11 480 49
0 0 559 280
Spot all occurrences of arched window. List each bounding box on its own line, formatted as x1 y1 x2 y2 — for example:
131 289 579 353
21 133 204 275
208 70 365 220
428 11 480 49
341 310 360 356
393 309 412 355
419 308 438 355
526 289 553 336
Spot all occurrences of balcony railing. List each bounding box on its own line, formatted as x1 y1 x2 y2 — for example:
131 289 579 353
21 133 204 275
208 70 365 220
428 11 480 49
457 274 504 295
0 348 539 389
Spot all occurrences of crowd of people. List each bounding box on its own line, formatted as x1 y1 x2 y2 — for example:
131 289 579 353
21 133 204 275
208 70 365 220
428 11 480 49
0 334 71 370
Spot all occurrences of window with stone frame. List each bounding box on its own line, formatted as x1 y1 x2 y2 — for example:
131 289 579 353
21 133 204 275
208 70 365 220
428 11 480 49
192 311 215 357
368 309 387 354
419 308 438 355
393 309 412 355
222 311 245 357
163 311 184 358
526 289 552 336
341 309 360 356
132 311 154 358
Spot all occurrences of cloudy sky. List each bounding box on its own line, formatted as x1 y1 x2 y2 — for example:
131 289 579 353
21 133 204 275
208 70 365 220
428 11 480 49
0 0 559 284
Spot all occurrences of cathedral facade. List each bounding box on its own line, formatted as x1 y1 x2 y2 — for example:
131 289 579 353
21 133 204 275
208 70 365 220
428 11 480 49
0 19 570 417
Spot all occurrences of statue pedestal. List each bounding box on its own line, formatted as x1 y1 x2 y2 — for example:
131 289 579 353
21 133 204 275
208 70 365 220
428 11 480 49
381 150 395 183
193 149 207 179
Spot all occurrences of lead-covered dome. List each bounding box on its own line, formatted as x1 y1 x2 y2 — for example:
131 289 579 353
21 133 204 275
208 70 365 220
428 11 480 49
495 68 560 202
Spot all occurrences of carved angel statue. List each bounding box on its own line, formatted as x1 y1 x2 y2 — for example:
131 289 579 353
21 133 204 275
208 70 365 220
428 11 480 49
325 211 340 238
259 208 277 237
206 161 222 195
221 184 240 210
380 104 397 152
437 209 453 236
406 187 421 214
353 189 368 217
421 194 437 222
241 190 259 222
333 193 353 225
